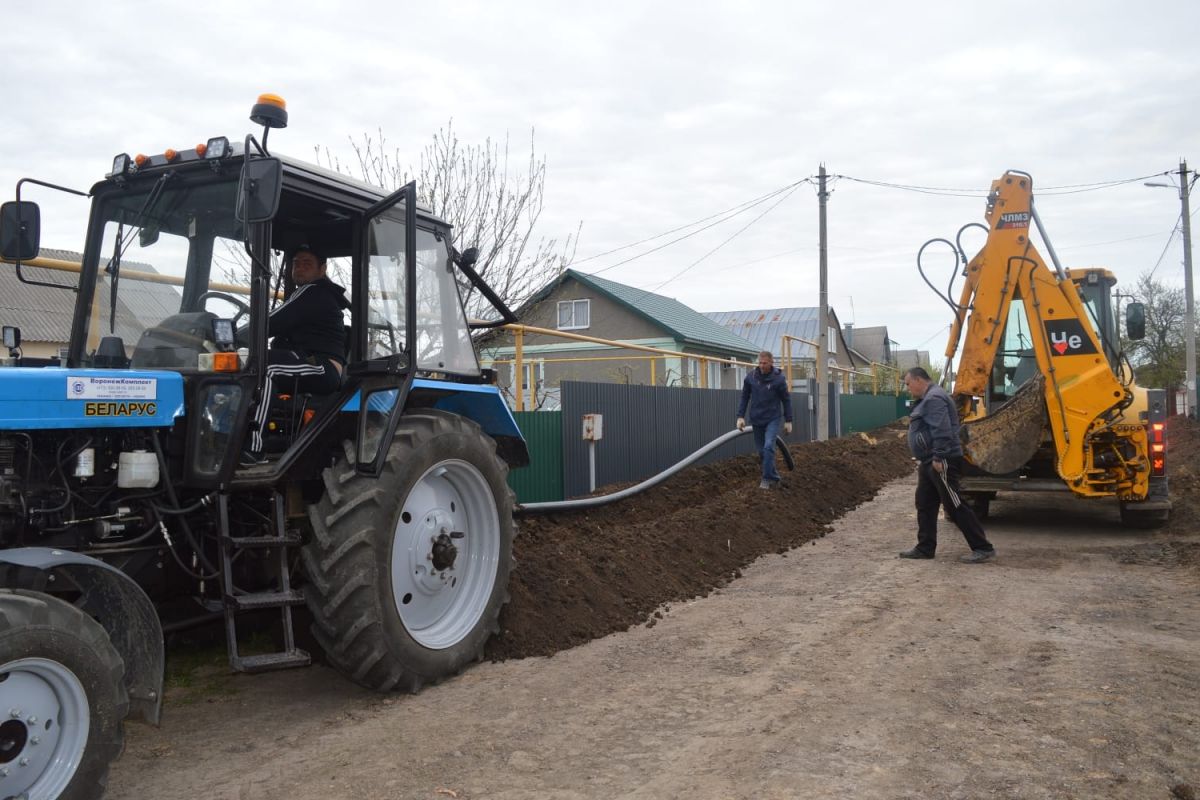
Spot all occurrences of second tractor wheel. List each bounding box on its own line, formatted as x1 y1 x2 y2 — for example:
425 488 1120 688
0 589 129 800
302 410 514 692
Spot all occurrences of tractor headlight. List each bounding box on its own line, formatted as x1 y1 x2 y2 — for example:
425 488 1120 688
192 384 244 478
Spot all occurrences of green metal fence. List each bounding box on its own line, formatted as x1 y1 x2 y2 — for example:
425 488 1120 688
839 393 909 433
507 410 564 503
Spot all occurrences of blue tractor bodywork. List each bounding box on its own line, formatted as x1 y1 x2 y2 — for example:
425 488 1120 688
0 368 186 430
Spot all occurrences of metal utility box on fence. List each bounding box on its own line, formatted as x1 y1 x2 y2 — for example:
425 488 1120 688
582 413 603 492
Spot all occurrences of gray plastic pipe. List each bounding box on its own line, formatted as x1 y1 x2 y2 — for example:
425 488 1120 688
516 426 795 515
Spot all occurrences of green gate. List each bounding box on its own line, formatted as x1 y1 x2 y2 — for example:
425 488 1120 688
507 411 564 503
840 393 908 433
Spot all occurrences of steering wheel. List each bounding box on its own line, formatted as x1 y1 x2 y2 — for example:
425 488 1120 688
196 291 251 329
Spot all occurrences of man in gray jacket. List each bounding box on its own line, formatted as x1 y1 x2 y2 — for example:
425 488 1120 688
900 367 996 563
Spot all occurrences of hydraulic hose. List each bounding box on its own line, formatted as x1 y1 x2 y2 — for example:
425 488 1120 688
516 426 795 515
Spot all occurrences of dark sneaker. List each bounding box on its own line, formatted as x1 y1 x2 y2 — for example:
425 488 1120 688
959 549 996 564
898 548 934 559
239 450 270 466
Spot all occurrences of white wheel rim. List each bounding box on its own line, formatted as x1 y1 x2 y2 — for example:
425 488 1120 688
0 657 90 800
391 459 501 649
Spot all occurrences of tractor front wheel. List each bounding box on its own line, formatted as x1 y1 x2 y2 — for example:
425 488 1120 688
302 410 514 692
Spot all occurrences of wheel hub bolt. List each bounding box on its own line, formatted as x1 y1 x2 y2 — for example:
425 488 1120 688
8 709 20 719
26 717 35 725
431 532 458 571
0 766 8 777
29 736 39 745
18 757 28 767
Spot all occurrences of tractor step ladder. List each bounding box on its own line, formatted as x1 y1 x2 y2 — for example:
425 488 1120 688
217 491 311 673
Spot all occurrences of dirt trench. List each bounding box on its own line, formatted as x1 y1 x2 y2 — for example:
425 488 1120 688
488 426 915 660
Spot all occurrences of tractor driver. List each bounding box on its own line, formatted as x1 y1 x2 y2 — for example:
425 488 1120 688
249 244 350 453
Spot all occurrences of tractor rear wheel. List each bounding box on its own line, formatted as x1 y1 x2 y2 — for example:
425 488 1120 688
0 589 128 800
302 410 514 692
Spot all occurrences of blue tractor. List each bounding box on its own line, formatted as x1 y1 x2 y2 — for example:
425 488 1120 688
0 95 527 799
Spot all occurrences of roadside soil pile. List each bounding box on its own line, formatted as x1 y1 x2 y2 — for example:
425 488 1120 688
1166 414 1200 533
1158 415 1200 572
487 426 914 660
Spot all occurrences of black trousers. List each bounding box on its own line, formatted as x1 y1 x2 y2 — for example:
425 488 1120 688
250 348 342 452
914 456 993 554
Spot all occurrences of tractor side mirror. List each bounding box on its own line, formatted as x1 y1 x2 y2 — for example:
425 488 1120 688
235 157 283 224
0 201 41 261
1125 302 1146 341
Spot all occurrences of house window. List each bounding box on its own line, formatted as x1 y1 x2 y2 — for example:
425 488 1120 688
557 299 590 330
827 326 838 354
708 360 722 389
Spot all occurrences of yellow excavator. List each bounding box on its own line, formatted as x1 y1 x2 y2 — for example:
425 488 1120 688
920 169 1170 527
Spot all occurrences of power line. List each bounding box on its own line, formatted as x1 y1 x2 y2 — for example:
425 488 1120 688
569 179 810 275
1147 213 1182 279
646 183 805 292
836 171 1172 198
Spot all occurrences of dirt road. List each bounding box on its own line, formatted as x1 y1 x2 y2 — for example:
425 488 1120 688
108 476 1200 800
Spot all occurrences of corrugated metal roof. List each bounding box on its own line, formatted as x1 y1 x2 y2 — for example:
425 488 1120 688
1 249 182 344
566 271 761 358
704 307 822 359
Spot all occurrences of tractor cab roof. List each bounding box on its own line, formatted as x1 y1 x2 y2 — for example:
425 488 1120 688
94 139 451 262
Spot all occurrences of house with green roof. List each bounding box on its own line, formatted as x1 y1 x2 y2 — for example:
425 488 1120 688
479 269 762 408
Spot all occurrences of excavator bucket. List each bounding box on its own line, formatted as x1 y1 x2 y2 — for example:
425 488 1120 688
961 374 1048 475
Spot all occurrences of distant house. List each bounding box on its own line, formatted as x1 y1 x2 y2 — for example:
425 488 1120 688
479 269 762 408
704 306 865 387
842 325 892 366
0 248 183 358
893 349 934 371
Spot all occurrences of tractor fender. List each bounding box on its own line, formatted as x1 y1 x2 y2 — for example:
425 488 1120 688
0 547 164 725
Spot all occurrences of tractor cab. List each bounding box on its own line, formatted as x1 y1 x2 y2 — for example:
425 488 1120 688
0 95 516 486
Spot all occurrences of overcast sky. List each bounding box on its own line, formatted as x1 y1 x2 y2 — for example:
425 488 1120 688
5 0 1198 358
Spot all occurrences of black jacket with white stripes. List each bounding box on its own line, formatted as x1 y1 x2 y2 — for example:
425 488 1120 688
268 277 350 363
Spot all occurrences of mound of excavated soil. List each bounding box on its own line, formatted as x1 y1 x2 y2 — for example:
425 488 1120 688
1166 415 1200 538
486 427 914 660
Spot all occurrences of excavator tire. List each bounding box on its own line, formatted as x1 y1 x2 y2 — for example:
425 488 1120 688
962 374 1048 475
302 410 514 693
1118 501 1169 529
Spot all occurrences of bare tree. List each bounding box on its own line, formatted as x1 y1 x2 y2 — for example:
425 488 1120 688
1125 272 1186 397
317 121 578 319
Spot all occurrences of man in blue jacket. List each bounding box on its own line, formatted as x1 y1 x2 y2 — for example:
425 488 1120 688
737 351 793 489
900 367 996 563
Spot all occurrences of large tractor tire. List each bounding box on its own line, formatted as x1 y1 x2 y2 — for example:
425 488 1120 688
302 410 514 692
0 589 129 800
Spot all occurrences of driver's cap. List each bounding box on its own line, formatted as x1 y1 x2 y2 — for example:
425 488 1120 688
292 243 324 262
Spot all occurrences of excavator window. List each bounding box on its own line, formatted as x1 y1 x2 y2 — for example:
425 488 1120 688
990 294 1034 409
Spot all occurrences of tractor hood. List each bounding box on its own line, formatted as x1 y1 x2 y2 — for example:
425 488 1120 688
0 367 185 430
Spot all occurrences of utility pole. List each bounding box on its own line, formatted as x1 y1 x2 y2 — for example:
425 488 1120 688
816 164 830 441
1180 159 1196 417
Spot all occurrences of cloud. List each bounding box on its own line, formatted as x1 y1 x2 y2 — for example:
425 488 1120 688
2 0 1198 354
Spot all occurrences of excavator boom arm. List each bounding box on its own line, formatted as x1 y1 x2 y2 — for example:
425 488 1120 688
952 172 1134 485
